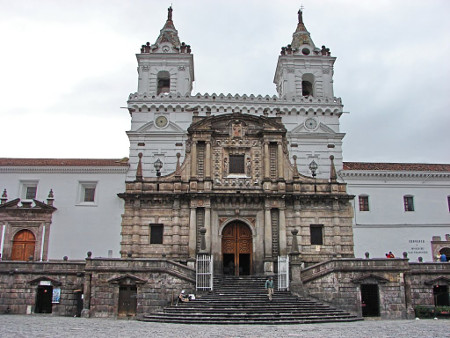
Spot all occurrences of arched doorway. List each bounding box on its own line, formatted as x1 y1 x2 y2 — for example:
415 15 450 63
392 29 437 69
439 247 450 262
11 230 36 261
222 222 252 276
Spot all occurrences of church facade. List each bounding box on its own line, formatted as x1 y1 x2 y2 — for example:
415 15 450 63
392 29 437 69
0 8 448 319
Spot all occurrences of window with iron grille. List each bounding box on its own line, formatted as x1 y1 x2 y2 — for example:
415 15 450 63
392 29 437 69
21 181 38 200
359 195 369 211
25 186 37 200
229 154 245 174
150 224 164 244
310 224 323 245
84 187 96 202
403 195 414 212
78 182 97 204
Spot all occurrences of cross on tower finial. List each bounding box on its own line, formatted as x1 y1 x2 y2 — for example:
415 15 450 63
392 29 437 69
168 6 173 21
298 5 304 24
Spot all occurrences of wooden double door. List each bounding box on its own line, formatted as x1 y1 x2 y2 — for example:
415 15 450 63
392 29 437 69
222 222 252 276
118 285 137 317
11 230 36 261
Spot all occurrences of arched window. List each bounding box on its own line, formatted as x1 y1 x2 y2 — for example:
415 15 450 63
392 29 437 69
11 229 36 261
302 74 315 96
157 71 170 95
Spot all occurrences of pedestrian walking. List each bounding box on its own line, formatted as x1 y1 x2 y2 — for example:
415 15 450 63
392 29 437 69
265 276 274 301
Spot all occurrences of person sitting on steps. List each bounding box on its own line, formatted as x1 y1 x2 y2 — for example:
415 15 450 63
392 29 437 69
178 290 189 304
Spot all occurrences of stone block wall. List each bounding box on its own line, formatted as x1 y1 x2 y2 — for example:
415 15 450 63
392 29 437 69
301 258 411 319
85 258 195 318
408 262 450 307
0 261 85 316
285 198 354 265
120 197 191 259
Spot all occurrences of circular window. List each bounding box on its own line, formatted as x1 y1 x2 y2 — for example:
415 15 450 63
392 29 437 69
302 48 310 55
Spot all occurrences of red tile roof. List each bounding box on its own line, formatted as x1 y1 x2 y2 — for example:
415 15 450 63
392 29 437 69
343 162 450 172
0 158 129 167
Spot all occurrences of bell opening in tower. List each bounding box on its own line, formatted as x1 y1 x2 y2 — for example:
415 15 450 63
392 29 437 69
157 71 170 94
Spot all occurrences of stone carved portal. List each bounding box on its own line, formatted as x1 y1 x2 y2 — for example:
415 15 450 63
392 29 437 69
222 222 252 276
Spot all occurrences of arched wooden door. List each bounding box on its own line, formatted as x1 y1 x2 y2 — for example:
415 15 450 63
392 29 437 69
222 222 252 276
11 230 36 261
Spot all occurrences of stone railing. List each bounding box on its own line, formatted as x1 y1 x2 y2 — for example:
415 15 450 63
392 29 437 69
409 262 450 274
127 92 343 111
0 260 86 275
301 258 410 283
85 258 196 281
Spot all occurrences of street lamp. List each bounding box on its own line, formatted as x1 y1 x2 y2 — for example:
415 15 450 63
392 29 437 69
309 160 318 193
309 160 318 178
154 158 163 177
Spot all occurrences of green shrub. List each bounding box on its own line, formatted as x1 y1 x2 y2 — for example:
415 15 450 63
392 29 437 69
415 305 450 318
414 305 435 318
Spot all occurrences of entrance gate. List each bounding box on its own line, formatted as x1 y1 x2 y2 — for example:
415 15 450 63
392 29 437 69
196 254 213 291
277 255 289 291
222 222 252 275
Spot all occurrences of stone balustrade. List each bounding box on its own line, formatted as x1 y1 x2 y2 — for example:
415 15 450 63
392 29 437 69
127 92 343 115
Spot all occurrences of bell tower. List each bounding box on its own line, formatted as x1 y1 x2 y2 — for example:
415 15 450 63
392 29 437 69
136 6 194 96
274 10 335 99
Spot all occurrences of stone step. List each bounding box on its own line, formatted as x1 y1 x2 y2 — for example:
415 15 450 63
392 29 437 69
139 275 361 325
141 314 360 325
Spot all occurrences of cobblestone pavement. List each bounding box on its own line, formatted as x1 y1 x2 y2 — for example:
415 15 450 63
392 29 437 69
0 315 449 338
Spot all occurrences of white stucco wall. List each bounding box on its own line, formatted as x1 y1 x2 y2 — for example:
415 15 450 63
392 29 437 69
343 171 450 262
0 167 127 260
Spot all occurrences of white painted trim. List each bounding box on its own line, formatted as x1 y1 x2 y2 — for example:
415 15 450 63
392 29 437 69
40 225 46 261
0 167 128 174
0 224 5 259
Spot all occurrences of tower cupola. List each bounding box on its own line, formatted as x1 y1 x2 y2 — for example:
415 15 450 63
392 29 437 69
274 10 335 99
135 7 194 96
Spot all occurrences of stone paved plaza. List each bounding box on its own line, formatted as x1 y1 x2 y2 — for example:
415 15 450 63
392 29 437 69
0 315 449 338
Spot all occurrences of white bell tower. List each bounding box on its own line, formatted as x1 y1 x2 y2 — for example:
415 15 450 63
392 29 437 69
274 10 335 99
136 6 194 96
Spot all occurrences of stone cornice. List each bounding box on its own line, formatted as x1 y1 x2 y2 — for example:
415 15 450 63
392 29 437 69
339 170 450 179
0 166 129 174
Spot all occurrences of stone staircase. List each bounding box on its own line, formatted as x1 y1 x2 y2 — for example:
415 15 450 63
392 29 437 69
140 275 361 324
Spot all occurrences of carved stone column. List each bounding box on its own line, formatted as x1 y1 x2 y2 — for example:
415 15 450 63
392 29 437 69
264 207 272 258
279 208 287 255
191 141 197 177
205 141 211 179
188 206 197 258
263 141 270 179
204 206 211 253
289 229 304 296
277 142 284 179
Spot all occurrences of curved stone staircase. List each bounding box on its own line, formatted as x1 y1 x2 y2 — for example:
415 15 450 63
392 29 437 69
140 275 361 324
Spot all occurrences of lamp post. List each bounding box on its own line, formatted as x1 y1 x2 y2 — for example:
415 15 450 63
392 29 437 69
154 158 163 177
309 160 318 192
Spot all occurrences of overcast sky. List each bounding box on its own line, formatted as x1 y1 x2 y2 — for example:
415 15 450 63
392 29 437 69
1 0 449 164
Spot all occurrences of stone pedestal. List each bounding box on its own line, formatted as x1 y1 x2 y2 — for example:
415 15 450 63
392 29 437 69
264 261 274 274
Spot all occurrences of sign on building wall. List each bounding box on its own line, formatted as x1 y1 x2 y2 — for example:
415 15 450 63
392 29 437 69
52 287 61 304
407 239 429 257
